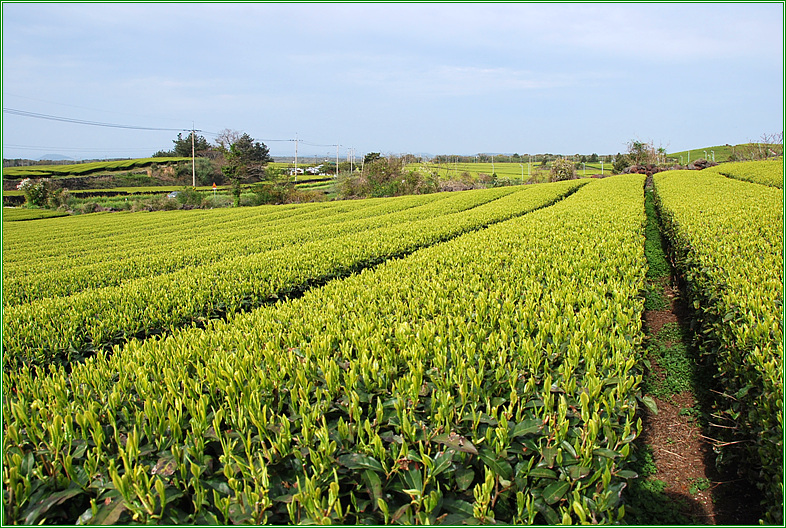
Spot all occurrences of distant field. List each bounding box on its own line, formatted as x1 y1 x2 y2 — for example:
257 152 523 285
4 182 326 204
3 185 226 197
667 145 735 163
667 143 783 164
2 157 191 179
409 161 609 182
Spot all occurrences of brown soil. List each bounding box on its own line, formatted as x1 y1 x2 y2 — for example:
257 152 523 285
640 281 763 525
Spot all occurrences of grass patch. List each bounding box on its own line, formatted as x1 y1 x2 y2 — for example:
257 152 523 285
644 189 670 279
643 282 669 311
644 323 695 400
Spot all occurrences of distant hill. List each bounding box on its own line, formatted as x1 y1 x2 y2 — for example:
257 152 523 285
668 143 783 164
37 154 74 161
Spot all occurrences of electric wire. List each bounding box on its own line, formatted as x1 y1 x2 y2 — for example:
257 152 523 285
4 107 347 158
3 107 191 132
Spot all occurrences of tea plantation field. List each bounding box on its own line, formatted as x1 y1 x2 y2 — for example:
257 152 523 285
2 162 782 524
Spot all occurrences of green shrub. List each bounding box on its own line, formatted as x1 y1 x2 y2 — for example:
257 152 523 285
175 187 205 207
16 178 49 207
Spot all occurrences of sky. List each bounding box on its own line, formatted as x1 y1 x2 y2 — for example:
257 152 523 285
2 2 784 160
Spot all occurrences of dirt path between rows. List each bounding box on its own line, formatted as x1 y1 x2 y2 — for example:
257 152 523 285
638 241 763 524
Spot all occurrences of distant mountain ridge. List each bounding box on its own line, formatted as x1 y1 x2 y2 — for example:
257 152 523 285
37 154 74 161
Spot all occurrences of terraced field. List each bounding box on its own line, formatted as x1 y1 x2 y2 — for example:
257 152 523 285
2 158 190 179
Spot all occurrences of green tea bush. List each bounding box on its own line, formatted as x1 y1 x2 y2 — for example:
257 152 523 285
654 170 783 523
2 176 647 525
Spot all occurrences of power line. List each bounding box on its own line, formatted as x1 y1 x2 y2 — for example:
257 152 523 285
2 143 161 153
3 107 190 132
2 92 192 127
3 106 347 157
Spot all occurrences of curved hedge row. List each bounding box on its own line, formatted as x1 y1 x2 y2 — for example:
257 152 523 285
704 158 784 188
3 182 582 370
653 169 783 523
3 192 458 305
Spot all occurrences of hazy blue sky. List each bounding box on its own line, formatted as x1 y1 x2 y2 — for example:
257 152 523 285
3 2 783 160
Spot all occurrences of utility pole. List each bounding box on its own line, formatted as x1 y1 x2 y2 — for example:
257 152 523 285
336 144 340 178
191 123 196 187
294 134 298 183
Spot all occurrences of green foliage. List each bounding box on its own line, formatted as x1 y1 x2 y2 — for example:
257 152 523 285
195 157 221 186
688 477 711 495
230 177 242 207
251 181 290 205
170 131 211 157
229 133 272 165
2 176 646 525
654 169 783 524
174 187 205 207
46 187 70 209
16 178 49 207
220 133 273 185
340 156 438 198
264 165 284 182
364 152 382 164
613 153 629 174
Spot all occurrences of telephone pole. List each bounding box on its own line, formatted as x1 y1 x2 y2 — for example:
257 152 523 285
191 124 196 187
294 134 298 183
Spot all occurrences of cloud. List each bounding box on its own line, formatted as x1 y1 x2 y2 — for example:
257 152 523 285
370 65 582 97
517 4 783 63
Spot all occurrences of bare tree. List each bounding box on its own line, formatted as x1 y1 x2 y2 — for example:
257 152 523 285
215 129 242 151
626 139 658 166
736 132 784 161
760 131 784 158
